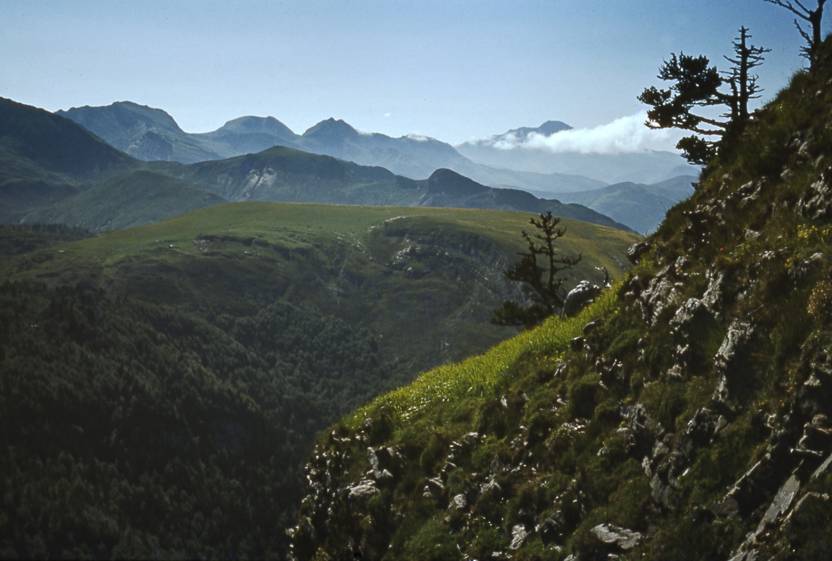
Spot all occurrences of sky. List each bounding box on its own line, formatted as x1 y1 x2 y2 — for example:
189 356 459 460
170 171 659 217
2 0 829 147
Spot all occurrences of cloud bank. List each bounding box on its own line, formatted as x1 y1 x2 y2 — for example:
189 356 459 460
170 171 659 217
492 112 683 155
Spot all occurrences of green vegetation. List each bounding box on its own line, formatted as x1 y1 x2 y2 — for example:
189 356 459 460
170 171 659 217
290 37 832 561
0 202 636 559
350 289 616 428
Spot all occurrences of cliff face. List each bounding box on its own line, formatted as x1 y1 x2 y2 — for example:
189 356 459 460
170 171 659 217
289 40 832 561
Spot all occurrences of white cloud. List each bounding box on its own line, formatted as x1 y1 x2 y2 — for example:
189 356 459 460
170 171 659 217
493 112 684 154
383 112 392 118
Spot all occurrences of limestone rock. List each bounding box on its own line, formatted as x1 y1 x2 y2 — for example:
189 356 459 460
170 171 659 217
590 523 642 550
564 280 603 317
509 524 529 550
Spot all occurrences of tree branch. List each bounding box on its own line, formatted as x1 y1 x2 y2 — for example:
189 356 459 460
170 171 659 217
765 0 811 19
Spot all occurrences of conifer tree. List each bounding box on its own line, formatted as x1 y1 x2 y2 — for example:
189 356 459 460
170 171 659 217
639 27 769 165
492 211 581 329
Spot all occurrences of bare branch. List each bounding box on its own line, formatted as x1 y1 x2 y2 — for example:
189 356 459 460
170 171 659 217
765 0 811 19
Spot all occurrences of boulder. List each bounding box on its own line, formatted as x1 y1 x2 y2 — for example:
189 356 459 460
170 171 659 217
712 320 755 406
449 493 467 511
755 474 800 533
799 166 832 220
348 479 380 500
564 281 603 317
638 267 681 326
626 241 651 264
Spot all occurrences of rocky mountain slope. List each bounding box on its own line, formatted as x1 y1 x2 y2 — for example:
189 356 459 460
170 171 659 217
289 39 832 561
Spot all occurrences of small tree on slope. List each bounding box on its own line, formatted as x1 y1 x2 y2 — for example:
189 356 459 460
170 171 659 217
492 211 581 329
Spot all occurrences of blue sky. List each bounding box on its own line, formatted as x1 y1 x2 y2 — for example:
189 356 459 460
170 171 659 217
2 0 828 144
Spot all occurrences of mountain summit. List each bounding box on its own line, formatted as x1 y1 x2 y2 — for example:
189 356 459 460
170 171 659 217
213 115 296 139
302 117 360 140
495 119 573 142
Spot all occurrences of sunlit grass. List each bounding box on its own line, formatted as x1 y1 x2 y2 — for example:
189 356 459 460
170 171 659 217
349 288 617 426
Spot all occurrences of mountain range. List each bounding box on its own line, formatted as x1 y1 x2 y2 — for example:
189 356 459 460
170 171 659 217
2 97 629 233
57 101 696 192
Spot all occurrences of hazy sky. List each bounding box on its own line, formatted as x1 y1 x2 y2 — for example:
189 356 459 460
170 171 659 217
2 0 829 144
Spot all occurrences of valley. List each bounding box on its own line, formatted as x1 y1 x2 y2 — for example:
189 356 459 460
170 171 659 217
0 202 636 558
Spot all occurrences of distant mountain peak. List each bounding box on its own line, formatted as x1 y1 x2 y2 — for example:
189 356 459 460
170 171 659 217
303 118 359 139
534 120 573 135
59 100 184 133
499 120 572 141
215 115 296 139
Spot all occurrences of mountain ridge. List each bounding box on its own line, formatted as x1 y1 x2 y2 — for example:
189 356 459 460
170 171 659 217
56 102 610 192
2 98 631 233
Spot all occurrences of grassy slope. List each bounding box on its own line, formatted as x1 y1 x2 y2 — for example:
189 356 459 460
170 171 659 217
7 202 634 374
290 40 832 561
21 170 226 232
15 202 632 274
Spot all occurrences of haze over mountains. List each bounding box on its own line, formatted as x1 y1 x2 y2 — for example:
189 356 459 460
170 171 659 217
456 120 699 184
2 97 628 232
51 101 699 232
58 101 696 189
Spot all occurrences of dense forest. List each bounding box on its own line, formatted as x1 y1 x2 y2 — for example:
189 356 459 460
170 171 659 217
0 274 392 557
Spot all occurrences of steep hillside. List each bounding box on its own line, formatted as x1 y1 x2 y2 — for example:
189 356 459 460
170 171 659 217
0 97 134 221
557 175 698 234
290 40 832 561
0 203 637 559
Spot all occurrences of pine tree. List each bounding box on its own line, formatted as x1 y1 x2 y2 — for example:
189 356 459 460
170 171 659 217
638 27 769 166
492 211 581 329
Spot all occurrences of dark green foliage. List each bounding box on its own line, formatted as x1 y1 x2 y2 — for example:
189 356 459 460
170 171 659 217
400 518 462 561
0 280 391 558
